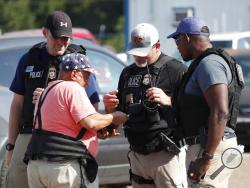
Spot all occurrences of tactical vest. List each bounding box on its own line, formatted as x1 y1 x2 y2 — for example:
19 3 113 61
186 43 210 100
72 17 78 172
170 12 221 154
24 81 98 185
120 54 185 146
176 48 244 137
20 42 86 133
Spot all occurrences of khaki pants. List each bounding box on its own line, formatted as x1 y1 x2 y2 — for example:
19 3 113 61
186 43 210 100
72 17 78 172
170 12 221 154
5 134 32 188
5 134 99 188
27 160 99 188
186 137 238 188
128 147 187 188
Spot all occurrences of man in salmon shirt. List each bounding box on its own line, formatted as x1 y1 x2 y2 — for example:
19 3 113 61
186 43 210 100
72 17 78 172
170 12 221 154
24 52 128 188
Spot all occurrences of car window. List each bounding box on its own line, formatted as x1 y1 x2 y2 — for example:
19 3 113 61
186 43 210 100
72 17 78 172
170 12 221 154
237 37 250 49
86 50 124 94
211 40 233 49
0 46 124 94
0 47 28 87
235 57 250 86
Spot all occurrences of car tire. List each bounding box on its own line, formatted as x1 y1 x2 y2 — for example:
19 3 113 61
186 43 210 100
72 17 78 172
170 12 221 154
0 158 7 188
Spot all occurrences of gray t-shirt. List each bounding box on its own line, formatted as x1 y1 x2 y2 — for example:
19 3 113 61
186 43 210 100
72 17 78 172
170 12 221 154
185 54 234 133
185 54 232 96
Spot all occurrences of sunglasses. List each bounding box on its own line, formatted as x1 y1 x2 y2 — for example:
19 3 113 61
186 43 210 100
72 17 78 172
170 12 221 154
174 35 186 46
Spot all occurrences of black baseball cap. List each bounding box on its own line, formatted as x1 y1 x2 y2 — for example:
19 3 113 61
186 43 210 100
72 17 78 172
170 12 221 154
44 11 72 38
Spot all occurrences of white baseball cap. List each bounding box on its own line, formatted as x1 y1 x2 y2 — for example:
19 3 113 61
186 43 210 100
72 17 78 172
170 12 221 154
127 23 159 57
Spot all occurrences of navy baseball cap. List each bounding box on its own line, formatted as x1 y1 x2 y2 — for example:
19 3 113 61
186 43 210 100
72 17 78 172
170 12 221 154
44 11 72 38
167 16 210 39
59 53 95 73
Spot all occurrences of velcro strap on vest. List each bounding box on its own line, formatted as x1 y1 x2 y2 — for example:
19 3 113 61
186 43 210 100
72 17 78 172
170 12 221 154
25 130 89 159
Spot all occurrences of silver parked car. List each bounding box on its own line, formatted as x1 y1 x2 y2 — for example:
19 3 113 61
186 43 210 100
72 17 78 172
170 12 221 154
0 36 130 187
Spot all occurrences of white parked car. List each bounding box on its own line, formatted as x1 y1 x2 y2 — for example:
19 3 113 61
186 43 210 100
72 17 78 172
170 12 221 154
210 31 250 49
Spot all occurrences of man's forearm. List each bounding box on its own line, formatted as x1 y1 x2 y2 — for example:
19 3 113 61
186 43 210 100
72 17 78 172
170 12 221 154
80 111 127 131
8 103 22 144
8 94 24 144
205 111 227 155
204 84 229 156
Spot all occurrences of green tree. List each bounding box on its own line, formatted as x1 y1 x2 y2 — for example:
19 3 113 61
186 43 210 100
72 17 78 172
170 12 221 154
0 0 34 33
30 0 67 27
0 0 124 51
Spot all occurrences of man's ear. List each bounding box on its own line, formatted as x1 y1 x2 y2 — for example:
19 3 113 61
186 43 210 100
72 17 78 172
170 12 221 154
70 70 78 81
42 27 48 38
155 42 160 49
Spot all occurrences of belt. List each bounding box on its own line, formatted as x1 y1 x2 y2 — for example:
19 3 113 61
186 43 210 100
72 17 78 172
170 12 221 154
179 132 236 147
130 142 163 155
130 136 163 155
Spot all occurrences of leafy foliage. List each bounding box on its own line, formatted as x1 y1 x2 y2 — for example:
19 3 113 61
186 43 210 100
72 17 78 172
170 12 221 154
0 0 124 51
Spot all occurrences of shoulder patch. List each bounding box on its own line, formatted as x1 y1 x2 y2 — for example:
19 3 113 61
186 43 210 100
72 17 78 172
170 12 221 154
25 66 34 72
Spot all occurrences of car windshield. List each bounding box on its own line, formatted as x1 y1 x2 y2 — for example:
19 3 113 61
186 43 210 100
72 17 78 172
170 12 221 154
0 46 124 94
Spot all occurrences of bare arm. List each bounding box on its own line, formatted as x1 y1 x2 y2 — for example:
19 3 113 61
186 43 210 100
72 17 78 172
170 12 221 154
8 94 24 144
79 111 128 131
188 84 229 181
204 84 228 155
7 93 24 165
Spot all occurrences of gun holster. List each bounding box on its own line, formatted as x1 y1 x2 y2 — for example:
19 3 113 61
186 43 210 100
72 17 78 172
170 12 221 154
160 132 181 155
79 156 98 183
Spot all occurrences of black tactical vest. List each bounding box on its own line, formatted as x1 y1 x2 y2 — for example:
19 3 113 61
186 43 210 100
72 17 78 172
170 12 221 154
20 42 86 133
119 54 186 146
176 48 244 137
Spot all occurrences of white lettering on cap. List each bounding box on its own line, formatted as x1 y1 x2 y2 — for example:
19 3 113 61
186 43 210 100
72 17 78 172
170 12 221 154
60 22 68 27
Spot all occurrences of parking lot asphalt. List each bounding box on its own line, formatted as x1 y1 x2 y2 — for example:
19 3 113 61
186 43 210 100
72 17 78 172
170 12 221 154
229 153 250 188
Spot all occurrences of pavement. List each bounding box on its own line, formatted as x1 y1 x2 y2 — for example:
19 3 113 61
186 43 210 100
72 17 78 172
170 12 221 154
229 153 250 188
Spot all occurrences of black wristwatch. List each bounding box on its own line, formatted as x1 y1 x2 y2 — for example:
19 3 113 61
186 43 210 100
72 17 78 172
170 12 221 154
6 143 15 151
202 151 214 160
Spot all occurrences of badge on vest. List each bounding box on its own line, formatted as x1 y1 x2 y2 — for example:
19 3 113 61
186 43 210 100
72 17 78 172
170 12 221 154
143 74 151 86
48 66 57 80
